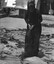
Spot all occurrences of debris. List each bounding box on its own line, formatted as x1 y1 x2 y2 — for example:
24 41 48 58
23 57 47 64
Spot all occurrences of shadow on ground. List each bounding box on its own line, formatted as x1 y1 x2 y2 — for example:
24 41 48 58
0 14 24 19
9 15 24 19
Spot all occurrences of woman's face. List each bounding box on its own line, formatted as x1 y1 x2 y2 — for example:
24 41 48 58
29 5 35 12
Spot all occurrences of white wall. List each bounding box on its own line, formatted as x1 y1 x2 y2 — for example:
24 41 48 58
35 0 40 10
6 0 16 7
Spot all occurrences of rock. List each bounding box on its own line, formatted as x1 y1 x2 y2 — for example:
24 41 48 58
45 50 54 60
41 56 50 61
0 44 5 53
49 38 54 44
51 50 54 60
3 47 12 54
1 38 8 44
23 57 47 64
8 41 17 47
0 60 7 64
38 50 45 58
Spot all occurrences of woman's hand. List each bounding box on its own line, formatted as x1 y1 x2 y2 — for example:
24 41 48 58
28 24 34 30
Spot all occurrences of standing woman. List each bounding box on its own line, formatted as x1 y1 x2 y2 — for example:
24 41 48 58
22 1 42 60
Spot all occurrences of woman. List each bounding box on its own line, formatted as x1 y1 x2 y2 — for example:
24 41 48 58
22 1 42 60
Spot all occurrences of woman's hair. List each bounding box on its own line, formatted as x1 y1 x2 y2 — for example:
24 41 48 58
27 1 35 10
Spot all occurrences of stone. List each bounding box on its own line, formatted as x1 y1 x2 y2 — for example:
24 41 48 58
49 38 54 44
8 41 17 47
0 44 5 53
23 56 47 64
51 50 54 60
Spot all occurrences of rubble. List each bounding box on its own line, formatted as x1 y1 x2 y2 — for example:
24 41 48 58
0 23 54 64
23 57 47 64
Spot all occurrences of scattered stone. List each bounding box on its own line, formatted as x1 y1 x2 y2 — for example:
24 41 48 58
3 47 12 55
38 50 45 58
49 38 54 44
23 57 47 64
8 41 17 47
0 60 7 64
1 38 8 44
51 34 54 38
0 44 5 53
51 50 54 60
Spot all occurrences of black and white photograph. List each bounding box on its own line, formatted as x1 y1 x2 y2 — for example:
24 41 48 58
0 0 54 64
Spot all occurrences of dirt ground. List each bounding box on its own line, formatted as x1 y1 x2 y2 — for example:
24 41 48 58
0 11 54 64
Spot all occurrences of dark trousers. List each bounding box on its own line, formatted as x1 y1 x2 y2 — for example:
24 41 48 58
24 25 41 58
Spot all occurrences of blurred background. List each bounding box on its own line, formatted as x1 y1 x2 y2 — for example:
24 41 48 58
0 0 54 64
0 0 54 17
